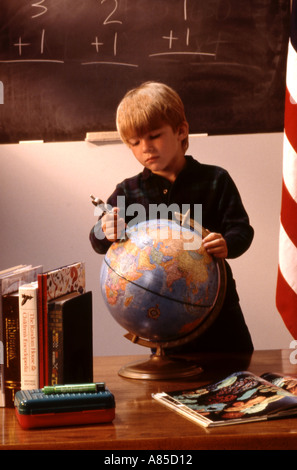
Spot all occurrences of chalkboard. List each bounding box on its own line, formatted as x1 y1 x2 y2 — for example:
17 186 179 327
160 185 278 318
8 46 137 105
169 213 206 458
0 0 290 143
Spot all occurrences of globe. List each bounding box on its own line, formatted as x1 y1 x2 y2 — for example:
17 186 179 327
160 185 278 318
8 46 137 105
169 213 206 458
100 217 226 379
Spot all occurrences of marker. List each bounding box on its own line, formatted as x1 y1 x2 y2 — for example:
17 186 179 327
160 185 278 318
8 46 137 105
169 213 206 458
42 383 105 395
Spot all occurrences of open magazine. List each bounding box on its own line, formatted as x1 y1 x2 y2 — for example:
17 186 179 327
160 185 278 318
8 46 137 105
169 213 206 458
152 371 297 428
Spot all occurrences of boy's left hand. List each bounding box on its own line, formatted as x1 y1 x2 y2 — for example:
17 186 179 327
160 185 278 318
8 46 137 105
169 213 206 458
202 232 228 259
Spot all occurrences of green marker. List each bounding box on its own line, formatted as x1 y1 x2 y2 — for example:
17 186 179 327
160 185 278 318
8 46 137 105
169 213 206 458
42 383 105 395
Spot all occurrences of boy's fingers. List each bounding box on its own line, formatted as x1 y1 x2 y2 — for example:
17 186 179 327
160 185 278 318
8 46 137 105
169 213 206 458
202 232 228 258
102 209 126 241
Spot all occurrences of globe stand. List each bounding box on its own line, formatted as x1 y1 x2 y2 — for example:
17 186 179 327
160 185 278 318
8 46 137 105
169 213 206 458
118 335 203 380
118 355 202 380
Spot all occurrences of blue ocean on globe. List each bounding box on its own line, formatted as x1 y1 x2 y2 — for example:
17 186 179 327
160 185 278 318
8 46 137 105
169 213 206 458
100 219 221 343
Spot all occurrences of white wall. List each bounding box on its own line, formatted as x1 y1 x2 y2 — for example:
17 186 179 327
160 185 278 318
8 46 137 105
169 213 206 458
0 133 293 356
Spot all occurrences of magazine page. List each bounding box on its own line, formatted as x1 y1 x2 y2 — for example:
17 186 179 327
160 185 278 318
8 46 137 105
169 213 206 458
261 373 297 395
153 371 297 427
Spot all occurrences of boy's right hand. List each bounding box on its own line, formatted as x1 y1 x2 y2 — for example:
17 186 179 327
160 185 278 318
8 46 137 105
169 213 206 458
101 207 126 242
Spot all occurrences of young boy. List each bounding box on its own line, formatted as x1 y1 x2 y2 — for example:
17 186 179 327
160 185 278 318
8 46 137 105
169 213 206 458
90 81 254 353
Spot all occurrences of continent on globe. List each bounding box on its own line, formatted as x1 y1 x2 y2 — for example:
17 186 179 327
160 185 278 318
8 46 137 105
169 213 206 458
100 219 224 344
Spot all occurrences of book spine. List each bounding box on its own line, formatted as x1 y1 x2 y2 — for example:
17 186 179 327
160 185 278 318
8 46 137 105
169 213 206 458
0 340 4 407
42 275 49 386
47 302 63 386
0 285 5 407
37 274 45 388
2 293 20 407
19 283 39 390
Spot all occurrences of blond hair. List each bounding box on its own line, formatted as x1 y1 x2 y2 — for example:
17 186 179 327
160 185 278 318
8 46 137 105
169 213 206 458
116 82 189 151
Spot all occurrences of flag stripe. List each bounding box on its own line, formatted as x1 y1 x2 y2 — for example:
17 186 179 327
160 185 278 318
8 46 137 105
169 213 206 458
286 41 297 104
276 0 297 339
278 224 297 294
283 133 297 202
280 181 297 248
276 267 297 335
285 86 297 152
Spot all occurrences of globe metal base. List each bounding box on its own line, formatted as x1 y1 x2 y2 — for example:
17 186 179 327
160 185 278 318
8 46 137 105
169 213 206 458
118 353 202 380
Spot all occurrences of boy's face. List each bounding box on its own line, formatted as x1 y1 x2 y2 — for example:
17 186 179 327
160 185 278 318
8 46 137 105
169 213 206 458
127 123 188 181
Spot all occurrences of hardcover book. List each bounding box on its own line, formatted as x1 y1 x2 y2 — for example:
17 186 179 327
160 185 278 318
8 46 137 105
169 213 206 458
0 265 43 407
37 262 86 387
19 281 39 390
152 371 297 428
2 292 21 407
47 291 93 386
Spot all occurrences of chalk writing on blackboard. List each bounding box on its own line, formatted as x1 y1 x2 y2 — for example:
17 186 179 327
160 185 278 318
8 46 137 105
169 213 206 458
101 0 122 25
83 0 137 67
0 0 290 143
0 0 223 66
31 1 48 19
2 3 64 65
151 0 217 58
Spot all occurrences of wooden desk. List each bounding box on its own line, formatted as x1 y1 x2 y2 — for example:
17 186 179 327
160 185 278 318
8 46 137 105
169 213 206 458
1 350 297 450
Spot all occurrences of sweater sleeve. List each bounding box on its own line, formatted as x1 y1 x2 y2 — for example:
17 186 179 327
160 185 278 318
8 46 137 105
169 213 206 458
89 221 113 255
216 170 254 259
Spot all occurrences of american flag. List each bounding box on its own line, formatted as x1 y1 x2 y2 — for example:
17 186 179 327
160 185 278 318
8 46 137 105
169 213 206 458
276 0 297 338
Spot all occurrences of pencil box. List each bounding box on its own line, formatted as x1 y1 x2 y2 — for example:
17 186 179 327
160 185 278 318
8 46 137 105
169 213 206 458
14 387 115 429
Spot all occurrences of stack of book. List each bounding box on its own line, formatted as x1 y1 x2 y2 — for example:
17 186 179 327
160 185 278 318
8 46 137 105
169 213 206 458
0 262 93 407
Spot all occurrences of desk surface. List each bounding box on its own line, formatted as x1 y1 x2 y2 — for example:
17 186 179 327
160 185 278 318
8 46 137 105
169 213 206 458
1 350 297 450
